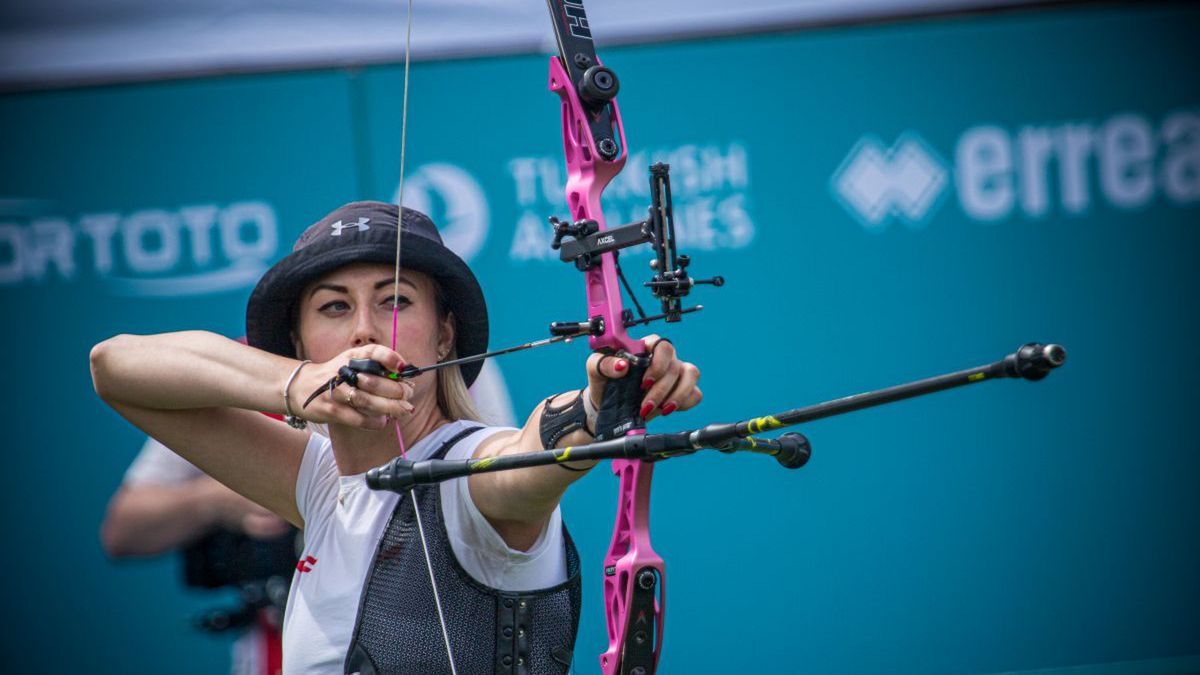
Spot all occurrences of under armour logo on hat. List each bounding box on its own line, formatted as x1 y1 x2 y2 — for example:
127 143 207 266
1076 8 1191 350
330 217 370 236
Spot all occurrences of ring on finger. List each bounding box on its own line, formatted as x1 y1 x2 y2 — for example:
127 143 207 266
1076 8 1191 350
596 353 617 373
649 337 674 356
346 387 360 409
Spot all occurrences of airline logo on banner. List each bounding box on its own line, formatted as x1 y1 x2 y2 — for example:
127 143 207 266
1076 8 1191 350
397 163 490 263
507 142 755 262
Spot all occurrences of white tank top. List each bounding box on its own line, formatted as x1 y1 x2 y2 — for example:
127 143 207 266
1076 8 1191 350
281 421 569 675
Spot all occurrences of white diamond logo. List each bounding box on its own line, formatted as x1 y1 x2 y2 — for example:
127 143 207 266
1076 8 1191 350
831 134 949 230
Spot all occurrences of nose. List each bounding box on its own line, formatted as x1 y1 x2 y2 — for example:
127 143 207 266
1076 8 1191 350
350 305 381 347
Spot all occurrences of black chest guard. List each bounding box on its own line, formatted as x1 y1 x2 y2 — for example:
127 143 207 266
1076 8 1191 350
345 426 582 675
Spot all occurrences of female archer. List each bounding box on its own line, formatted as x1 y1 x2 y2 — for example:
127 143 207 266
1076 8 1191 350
90 200 702 674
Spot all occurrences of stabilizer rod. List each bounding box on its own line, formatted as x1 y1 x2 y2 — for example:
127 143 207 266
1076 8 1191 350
366 343 1065 493
692 342 1066 442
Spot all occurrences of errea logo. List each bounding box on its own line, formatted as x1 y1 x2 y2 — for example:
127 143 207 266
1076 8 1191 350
832 110 1200 231
831 133 948 230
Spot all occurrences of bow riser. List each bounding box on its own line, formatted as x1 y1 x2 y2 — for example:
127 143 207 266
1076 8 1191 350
547 56 638 356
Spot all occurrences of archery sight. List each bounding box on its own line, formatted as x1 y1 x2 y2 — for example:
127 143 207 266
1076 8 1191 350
549 162 725 339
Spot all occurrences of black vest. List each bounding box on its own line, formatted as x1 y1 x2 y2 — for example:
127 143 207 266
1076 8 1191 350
345 426 582 675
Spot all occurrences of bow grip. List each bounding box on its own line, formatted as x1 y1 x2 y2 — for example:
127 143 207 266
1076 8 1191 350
594 357 650 441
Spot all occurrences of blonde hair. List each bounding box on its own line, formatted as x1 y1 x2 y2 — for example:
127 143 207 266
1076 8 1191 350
435 351 482 422
430 278 482 423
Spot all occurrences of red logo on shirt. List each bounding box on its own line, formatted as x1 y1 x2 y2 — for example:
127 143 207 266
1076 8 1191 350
296 555 318 573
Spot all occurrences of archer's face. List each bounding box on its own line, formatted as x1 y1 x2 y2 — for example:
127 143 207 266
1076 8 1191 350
293 262 453 375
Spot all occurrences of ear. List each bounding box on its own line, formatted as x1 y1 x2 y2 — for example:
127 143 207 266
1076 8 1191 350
438 311 456 360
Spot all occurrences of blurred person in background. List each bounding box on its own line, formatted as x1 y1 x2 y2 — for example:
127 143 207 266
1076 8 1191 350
103 436 294 558
103 435 295 675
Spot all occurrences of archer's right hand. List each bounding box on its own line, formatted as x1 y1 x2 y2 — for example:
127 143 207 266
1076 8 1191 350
290 345 414 430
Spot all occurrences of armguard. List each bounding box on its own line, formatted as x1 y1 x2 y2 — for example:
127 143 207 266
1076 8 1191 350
540 389 593 448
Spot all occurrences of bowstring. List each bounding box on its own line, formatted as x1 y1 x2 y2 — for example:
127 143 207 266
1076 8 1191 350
391 1 459 672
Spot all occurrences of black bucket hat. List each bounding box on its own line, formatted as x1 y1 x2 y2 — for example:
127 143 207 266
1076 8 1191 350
246 201 488 386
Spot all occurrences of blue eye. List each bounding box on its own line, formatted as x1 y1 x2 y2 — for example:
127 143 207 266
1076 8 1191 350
319 300 350 313
385 295 412 310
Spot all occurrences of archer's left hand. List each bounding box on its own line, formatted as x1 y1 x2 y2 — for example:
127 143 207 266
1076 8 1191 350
586 334 702 422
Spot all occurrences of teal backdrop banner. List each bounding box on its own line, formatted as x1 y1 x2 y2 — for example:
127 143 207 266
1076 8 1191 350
1 3 1197 673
